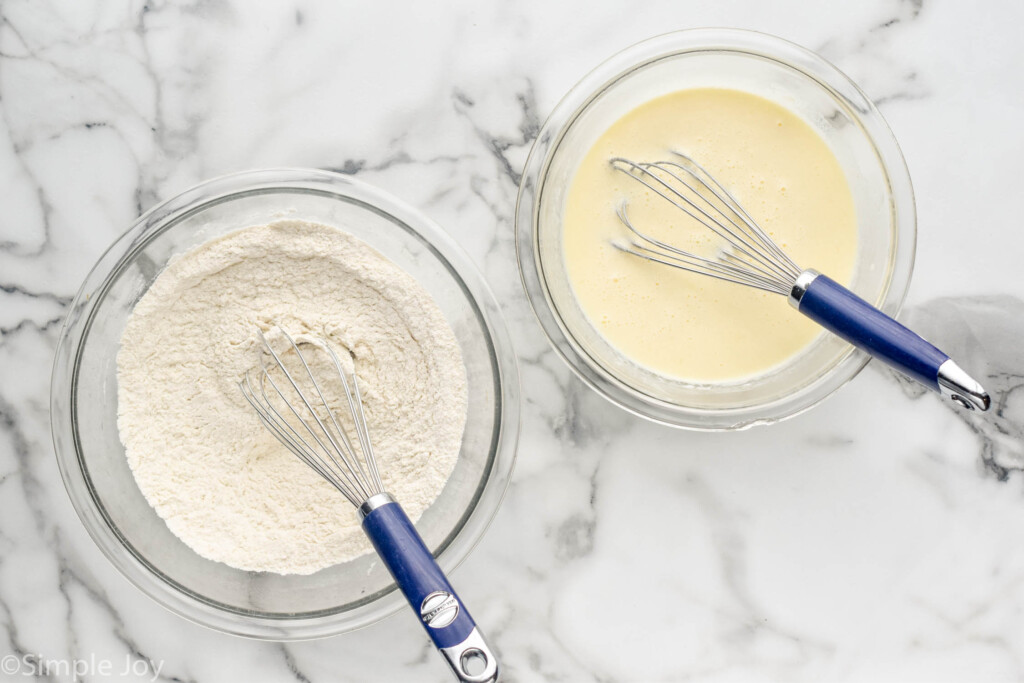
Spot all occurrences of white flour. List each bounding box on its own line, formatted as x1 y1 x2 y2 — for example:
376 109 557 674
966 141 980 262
116 220 467 575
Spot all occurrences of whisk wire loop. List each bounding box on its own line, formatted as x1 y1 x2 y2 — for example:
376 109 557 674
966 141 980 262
239 329 384 507
613 205 791 295
609 153 802 292
261 332 374 502
646 160 790 281
242 372 343 490
323 341 383 493
242 371 363 506
662 155 801 277
610 158 778 280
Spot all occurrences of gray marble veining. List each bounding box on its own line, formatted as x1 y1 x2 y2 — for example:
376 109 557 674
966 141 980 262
1 0 1023 681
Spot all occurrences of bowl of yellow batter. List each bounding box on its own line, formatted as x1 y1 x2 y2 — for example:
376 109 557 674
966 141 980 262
516 29 916 430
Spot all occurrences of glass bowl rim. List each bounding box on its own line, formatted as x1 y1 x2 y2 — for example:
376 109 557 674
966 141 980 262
515 27 917 430
50 168 521 639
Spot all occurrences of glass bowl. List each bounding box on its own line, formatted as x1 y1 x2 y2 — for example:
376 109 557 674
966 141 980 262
516 28 916 430
50 169 520 639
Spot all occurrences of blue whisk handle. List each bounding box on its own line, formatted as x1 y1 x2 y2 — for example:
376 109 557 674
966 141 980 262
361 494 498 683
790 270 989 411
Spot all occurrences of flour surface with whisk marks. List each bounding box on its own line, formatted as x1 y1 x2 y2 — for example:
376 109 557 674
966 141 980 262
116 220 467 575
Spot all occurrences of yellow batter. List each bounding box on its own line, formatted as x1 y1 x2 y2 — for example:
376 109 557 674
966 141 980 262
563 88 858 382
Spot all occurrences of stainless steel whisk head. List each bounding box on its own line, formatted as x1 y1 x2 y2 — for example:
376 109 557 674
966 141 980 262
239 328 384 508
238 327 500 681
608 151 990 411
610 153 803 293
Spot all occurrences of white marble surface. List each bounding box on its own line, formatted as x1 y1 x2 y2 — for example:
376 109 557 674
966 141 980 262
2 0 1023 681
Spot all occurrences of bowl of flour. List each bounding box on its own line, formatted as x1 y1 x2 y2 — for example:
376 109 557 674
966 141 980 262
51 169 520 639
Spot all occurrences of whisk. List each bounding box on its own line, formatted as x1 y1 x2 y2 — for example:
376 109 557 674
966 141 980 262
239 328 498 683
610 153 990 411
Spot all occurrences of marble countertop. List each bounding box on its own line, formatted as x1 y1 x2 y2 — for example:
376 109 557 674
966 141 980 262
2 0 1023 681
